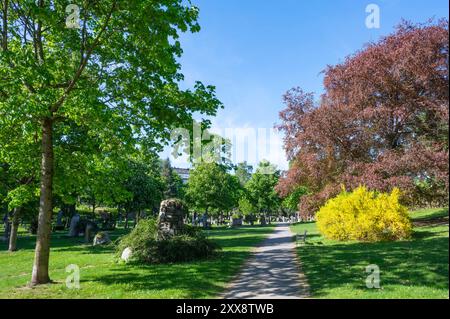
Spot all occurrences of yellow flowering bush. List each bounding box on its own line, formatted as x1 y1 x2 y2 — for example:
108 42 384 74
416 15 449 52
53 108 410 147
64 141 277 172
316 186 412 242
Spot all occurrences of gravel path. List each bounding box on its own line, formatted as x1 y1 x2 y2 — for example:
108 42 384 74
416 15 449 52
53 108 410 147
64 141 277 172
222 223 309 299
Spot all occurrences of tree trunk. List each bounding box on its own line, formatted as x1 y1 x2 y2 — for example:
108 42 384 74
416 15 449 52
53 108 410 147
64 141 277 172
124 213 129 229
30 118 54 286
1 0 8 51
91 198 96 219
8 207 22 252
135 209 141 226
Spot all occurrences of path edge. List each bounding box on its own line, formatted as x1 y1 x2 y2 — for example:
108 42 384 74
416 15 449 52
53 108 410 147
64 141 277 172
215 225 276 299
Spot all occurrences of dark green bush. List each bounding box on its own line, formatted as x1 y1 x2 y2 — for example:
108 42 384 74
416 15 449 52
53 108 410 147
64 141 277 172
157 234 219 263
116 218 158 262
116 219 220 264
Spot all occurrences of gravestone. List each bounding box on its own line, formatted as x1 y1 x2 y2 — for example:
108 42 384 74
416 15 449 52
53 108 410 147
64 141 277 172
29 218 38 234
98 211 116 231
260 215 267 226
56 210 63 226
201 213 210 229
68 213 80 237
231 217 243 227
157 199 187 240
192 212 198 226
84 222 96 243
1 213 9 241
1 219 10 242
53 210 65 231
93 232 111 246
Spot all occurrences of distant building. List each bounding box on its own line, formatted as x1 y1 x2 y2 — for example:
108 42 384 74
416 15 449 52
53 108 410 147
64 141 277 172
174 168 190 184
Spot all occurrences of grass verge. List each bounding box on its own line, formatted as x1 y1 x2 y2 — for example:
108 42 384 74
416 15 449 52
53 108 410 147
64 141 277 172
290 207 449 299
0 225 274 299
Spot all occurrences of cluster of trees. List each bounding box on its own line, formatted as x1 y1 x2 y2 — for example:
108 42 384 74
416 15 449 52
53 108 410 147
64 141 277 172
276 20 449 218
185 162 241 223
0 1 222 286
1 156 184 233
185 160 295 225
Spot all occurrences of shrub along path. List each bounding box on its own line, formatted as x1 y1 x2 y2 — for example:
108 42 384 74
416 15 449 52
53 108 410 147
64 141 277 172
290 208 449 298
222 223 310 299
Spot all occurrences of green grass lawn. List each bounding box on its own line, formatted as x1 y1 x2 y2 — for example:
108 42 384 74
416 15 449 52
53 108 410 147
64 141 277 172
291 207 449 299
0 225 274 299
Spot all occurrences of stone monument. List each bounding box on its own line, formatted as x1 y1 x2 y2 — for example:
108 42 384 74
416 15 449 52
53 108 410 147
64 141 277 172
231 217 243 227
157 199 187 240
93 232 111 246
68 213 80 237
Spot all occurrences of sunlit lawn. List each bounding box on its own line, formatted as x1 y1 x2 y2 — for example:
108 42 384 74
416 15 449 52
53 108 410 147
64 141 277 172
0 225 274 299
291 207 449 299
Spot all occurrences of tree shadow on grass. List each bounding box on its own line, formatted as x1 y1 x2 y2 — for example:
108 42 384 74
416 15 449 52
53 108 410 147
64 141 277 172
296 233 322 241
212 236 269 249
89 250 252 298
0 229 130 252
88 230 274 298
412 208 449 222
208 226 274 238
53 244 116 255
298 233 449 297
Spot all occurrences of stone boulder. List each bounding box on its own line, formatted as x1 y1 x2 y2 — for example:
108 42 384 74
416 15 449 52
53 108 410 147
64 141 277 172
121 247 133 262
157 199 187 240
93 232 111 246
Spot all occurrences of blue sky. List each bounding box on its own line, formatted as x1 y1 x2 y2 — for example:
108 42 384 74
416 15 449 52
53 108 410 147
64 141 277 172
165 0 449 170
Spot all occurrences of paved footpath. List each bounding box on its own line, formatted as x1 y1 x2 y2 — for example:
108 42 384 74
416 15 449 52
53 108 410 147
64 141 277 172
222 223 310 299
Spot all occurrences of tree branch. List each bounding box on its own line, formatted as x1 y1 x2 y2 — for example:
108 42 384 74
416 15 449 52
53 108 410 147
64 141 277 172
50 0 117 114
1 0 8 51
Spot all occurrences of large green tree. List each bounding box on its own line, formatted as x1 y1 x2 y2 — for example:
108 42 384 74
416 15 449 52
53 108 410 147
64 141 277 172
161 158 184 200
122 155 164 220
281 186 308 213
245 161 281 218
186 163 240 219
0 0 221 285
235 161 253 186
0 109 40 252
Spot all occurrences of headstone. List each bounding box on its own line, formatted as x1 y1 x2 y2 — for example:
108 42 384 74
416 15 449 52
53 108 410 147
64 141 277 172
56 210 64 226
121 247 132 262
260 215 267 226
1 221 10 242
52 210 65 231
201 213 210 229
84 222 96 243
68 214 80 237
29 219 38 235
93 232 111 246
2 213 9 242
231 217 243 227
193 212 198 226
157 199 187 240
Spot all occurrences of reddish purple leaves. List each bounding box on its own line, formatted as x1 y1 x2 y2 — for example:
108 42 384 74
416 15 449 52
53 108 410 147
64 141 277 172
276 20 449 218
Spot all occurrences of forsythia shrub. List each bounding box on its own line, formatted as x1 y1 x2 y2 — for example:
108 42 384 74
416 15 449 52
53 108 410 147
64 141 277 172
316 186 412 241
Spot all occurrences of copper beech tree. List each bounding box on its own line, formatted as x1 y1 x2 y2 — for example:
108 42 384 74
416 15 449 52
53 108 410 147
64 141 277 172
276 20 449 218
